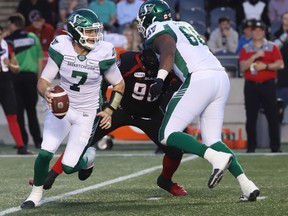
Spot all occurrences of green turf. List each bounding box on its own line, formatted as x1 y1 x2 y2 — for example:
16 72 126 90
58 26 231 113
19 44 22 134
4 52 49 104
0 143 287 216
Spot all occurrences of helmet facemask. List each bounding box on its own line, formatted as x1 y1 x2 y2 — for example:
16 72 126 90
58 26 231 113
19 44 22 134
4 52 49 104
67 9 104 50
75 23 103 50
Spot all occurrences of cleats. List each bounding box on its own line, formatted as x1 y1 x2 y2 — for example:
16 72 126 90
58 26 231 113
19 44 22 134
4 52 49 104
21 200 36 209
21 185 43 209
17 146 33 155
78 167 94 181
207 151 233 189
78 147 96 181
239 180 260 201
157 175 187 196
169 183 188 196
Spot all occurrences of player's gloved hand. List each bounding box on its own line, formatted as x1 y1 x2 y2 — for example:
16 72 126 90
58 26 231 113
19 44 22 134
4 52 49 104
150 78 164 97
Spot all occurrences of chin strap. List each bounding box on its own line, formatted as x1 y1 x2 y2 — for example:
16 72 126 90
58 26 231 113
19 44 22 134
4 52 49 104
107 90 123 111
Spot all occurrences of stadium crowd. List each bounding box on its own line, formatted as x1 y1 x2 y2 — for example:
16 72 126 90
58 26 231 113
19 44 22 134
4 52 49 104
0 0 287 154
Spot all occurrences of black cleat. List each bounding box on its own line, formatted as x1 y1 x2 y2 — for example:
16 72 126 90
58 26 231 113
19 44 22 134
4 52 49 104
43 170 59 190
208 169 224 188
78 167 94 181
17 146 33 155
20 200 35 209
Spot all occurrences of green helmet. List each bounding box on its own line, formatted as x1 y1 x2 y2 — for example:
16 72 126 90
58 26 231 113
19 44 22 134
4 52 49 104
67 9 103 50
137 0 172 37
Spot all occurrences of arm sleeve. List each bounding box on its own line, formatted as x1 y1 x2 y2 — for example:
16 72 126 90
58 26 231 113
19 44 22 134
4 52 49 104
104 63 123 86
40 57 59 83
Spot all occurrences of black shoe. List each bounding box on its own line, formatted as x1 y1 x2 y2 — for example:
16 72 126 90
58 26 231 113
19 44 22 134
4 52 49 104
78 167 94 181
43 170 59 190
271 149 282 153
208 169 224 189
246 150 255 153
20 200 35 209
17 146 33 155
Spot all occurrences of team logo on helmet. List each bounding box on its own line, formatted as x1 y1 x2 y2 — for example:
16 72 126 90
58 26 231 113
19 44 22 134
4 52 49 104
69 14 86 27
139 4 155 16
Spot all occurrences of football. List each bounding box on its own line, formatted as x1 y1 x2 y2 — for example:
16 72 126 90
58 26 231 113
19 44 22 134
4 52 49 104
50 85 69 119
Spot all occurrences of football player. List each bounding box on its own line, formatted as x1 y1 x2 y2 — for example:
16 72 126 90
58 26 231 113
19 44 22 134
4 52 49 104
21 9 125 209
137 0 259 201
32 48 187 197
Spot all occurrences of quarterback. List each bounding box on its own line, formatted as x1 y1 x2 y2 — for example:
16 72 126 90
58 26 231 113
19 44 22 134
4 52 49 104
137 0 260 201
30 49 187 196
21 9 125 209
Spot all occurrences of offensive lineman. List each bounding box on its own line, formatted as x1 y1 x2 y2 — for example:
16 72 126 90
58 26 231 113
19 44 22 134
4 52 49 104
137 0 260 201
30 49 187 196
21 9 125 209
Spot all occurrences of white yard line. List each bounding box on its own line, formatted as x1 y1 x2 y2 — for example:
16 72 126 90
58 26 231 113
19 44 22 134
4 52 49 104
0 155 198 216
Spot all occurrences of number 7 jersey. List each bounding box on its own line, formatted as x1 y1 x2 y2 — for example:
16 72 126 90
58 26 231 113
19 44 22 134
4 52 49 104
145 20 224 81
44 35 120 112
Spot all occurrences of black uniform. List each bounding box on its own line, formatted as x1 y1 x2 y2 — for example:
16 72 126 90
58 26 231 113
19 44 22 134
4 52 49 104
91 51 183 160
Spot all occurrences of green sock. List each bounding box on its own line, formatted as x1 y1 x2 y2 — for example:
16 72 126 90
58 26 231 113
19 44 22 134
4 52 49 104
167 132 208 157
34 150 54 186
62 156 88 174
210 141 244 177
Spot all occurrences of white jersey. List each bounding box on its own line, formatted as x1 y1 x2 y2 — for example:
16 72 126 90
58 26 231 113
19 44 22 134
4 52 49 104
42 35 122 113
145 20 224 81
0 39 9 72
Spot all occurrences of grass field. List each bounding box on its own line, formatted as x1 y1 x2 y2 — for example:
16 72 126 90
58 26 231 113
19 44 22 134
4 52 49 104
0 143 287 216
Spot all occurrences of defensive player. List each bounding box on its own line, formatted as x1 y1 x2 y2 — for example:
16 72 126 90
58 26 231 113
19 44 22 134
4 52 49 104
33 49 187 196
137 0 260 201
21 9 125 209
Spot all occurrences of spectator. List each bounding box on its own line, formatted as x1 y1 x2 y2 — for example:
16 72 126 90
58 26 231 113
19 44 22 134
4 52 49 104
236 19 255 54
236 0 270 28
123 22 143 51
25 11 55 53
273 11 288 123
268 0 288 24
0 26 32 154
103 24 128 59
5 13 43 149
208 16 239 53
116 0 143 33
17 0 53 27
89 0 117 31
58 0 88 26
239 20 284 153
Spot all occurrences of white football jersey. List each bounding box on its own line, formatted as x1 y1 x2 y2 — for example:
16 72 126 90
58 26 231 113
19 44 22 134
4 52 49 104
145 20 224 81
44 35 120 112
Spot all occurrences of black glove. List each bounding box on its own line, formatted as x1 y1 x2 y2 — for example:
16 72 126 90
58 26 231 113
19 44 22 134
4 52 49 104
150 78 164 97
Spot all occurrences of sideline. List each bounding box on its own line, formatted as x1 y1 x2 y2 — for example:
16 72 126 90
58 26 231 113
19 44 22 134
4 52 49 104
0 155 198 216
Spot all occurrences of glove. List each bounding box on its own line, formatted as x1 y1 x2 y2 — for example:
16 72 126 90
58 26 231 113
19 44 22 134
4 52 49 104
150 78 164 97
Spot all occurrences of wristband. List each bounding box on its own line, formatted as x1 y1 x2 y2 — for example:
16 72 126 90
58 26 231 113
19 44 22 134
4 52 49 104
107 90 123 111
265 64 269 70
157 69 169 80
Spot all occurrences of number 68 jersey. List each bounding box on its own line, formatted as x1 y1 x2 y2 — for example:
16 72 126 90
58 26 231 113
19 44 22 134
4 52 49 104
145 20 224 81
42 35 122 113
